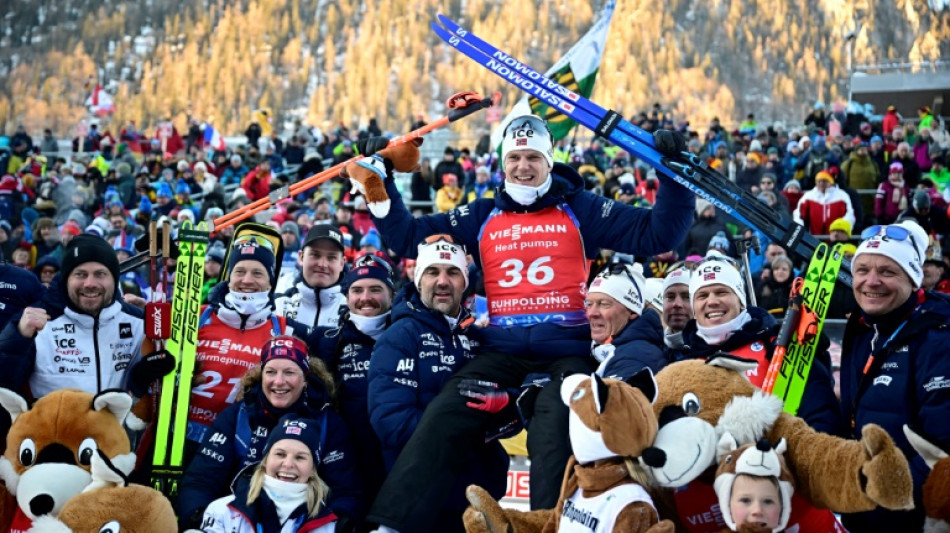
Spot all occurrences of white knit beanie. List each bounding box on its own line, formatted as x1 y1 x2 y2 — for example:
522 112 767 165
501 114 554 167
689 253 747 308
853 220 928 288
589 264 647 315
414 236 469 290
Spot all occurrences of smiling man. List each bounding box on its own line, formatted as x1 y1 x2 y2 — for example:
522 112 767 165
358 115 695 528
0 234 145 398
585 263 665 380
839 220 950 531
312 253 397 507
368 235 508 531
276 225 347 330
671 253 841 434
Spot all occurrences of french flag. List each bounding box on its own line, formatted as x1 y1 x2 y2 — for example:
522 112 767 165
202 122 226 151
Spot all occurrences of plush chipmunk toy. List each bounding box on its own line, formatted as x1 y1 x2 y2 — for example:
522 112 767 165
904 425 950 532
341 138 423 218
0 388 134 532
28 450 176 533
640 356 913 532
464 370 674 533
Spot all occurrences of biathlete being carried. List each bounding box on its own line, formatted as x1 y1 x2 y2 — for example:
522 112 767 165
353 114 696 532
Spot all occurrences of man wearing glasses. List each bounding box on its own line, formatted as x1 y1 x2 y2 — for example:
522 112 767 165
839 220 950 531
357 116 694 531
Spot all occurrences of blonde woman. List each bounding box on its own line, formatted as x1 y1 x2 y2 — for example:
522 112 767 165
197 416 337 532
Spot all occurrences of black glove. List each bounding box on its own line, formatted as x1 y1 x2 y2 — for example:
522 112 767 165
130 349 176 397
356 136 390 157
653 130 688 157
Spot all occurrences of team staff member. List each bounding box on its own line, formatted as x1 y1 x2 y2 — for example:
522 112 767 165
356 116 695 531
0 234 145 397
276 225 348 330
586 263 666 380
368 237 507 532
839 220 950 531
312 254 396 509
660 267 692 351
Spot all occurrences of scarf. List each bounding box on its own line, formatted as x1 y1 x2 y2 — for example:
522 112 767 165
219 290 272 331
505 175 552 206
350 312 390 340
696 310 751 345
262 475 308 525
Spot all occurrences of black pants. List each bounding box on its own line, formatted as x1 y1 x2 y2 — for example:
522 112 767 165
367 352 594 532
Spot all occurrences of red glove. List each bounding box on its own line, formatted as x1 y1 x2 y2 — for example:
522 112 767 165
458 379 511 413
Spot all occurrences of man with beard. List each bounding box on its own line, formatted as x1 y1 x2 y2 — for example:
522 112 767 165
661 267 692 352
0 235 146 398
312 254 396 515
275 225 348 330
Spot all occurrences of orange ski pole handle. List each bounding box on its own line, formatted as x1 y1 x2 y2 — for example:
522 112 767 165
213 90 502 232
763 277 804 393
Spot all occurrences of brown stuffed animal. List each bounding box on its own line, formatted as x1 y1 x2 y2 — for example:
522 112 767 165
0 388 133 531
464 370 675 533
340 138 422 218
27 450 176 533
640 356 913 531
904 425 950 532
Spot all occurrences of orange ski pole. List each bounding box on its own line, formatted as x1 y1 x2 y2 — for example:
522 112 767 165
763 277 804 393
214 90 502 231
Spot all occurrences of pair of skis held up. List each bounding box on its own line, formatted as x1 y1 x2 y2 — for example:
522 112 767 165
431 14 846 413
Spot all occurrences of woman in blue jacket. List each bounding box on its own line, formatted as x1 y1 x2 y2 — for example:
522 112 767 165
179 335 362 530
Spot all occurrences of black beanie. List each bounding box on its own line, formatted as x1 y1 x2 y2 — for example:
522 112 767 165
61 234 120 286
227 239 276 287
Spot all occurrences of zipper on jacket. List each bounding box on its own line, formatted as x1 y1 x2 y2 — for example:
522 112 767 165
93 316 102 392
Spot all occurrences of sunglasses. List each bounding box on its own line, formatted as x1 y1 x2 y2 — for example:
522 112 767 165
597 262 644 299
421 233 467 253
860 225 921 259
233 233 276 252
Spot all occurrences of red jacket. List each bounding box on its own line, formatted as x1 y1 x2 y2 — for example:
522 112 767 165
882 110 901 136
793 186 854 235
241 168 271 201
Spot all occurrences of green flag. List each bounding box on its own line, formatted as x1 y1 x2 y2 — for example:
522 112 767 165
491 0 616 149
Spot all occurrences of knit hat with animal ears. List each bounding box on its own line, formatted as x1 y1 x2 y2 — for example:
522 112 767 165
713 434 795 533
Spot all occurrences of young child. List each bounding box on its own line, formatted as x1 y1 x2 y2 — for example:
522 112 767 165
728 473 784 531
714 436 794 533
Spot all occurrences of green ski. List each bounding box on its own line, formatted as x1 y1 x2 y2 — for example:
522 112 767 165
772 242 844 415
151 220 209 497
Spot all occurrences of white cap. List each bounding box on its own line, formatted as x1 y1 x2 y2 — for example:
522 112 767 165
589 264 646 315
662 267 690 294
853 220 928 288
643 278 664 310
414 236 469 290
501 114 554 167
689 253 747 308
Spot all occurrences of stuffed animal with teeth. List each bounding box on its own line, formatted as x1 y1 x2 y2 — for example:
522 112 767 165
463 369 676 533
639 356 912 532
340 138 423 218
713 435 794 533
27 449 176 533
0 388 133 532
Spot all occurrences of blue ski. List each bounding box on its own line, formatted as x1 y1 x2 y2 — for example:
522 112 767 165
432 15 852 287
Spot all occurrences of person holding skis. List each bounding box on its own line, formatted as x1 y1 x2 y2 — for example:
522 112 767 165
670 253 841 434
354 115 695 532
839 220 950 531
